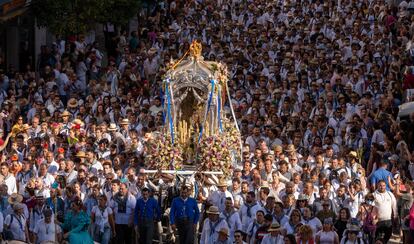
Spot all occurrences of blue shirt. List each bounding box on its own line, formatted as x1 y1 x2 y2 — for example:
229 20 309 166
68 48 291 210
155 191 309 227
45 197 65 215
370 168 392 191
169 197 200 225
84 197 98 216
134 197 161 225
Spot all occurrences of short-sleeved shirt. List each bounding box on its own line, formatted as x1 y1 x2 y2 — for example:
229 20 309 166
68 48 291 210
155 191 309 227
33 218 62 243
110 194 136 225
92 206 113 229
370 168 392 191
4 214 26 242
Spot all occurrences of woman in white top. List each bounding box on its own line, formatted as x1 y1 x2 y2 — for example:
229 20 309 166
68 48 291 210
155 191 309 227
370 122 385 146
315 217 339 244
302 206 322 237
91 194 116 244
283 209 303 235
73 181 85 201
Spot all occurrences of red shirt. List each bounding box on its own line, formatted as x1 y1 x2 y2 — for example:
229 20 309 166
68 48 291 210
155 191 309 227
403 73 414 89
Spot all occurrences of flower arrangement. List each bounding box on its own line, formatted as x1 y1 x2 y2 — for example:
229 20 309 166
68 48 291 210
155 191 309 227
197 120 241 176
144 134 183 170
223 120 242 158
197 135 232 176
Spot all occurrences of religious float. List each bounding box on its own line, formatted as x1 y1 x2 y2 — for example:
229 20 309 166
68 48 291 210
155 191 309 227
143 41 241 176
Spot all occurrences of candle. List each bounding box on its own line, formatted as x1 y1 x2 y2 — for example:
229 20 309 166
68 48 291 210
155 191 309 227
206 122 209 137
180 121 183 144
183 121 187 143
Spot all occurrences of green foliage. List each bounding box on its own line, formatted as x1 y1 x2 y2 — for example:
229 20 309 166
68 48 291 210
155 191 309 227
99 0 141 26
31 0 141 36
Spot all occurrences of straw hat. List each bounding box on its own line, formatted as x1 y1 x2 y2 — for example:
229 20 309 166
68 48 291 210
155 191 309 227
8 193 23 204
110 97 118 103
286 124 296 131
285 144 296 152
22 124 30 131
268 222 281 231
218 227 229 237
338 94 346 100
119 118 130 125
67 98 78 108
206 206 220 215
204 176 216 185
148 47 158 55
107 123 117 131
273 145 283 153
260 182 270 189
75 151 86 158
72 119 84 127
60 110 71 117
217 178 228 187
348 151 358 158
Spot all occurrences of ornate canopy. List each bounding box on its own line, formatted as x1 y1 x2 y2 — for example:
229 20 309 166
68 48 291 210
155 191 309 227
158 41 240 170
164 41 228 136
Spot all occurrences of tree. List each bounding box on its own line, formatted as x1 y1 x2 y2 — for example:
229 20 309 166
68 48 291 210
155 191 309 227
31 0 141 36
99 0 141 26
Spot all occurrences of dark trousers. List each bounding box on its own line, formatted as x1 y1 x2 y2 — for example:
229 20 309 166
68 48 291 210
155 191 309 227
176 218 194 244
115 224 133 244
410 229 414 242
138 218 155 244
376 220 392 243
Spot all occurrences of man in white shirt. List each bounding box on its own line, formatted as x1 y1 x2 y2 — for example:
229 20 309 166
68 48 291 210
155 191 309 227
110 182 136 244
239 191 261 232
45 151 59 176
29 195 50 232
1 162 17 195
245 126 263 152
38 163 55 196
261 222 284 244
220 198 242 243
149 97 163 117
208 179 234 212
246 210 265 244
33 208 62 243
86 151 103 175
4 203 29 242
65 160 78 185
200 206 229 244
143 48 160 81
373 180 397 243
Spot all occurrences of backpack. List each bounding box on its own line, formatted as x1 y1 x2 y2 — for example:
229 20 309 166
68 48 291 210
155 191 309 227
3 214 15 240
362 206 376 233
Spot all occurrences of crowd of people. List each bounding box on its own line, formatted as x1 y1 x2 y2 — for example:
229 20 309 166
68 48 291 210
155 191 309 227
1 0 414 243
